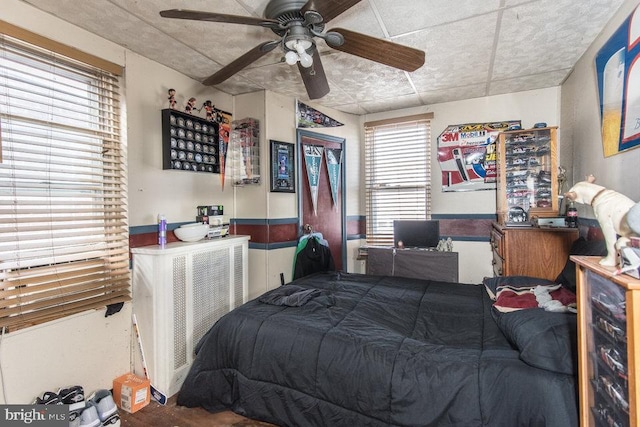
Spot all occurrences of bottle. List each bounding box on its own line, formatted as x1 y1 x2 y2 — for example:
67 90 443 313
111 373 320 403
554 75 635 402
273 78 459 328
158 214 167 247
566 201 578 228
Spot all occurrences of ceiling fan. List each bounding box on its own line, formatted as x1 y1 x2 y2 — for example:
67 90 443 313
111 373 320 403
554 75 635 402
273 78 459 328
159 0 425 100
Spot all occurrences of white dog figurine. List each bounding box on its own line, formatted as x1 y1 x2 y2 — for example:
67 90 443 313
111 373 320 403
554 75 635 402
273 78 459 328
565 175 637 266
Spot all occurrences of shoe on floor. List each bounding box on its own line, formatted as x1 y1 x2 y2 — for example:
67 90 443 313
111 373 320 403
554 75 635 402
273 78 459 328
87 389 120 427
59 385 86 426
33 391 62 405
78 405 100 427
58 385 85 411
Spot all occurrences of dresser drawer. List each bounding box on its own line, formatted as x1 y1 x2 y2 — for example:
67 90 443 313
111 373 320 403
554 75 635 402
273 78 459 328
490 228 504 258
492 250 504 276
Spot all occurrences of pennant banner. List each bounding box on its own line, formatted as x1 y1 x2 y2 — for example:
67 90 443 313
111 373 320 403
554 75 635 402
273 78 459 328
216 109 232 190
325 148 342 207
303 144 324 216
296 100 343 128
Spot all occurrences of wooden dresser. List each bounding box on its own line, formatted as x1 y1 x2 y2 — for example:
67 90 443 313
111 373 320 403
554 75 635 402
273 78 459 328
573 256 640 426
490 221 578 280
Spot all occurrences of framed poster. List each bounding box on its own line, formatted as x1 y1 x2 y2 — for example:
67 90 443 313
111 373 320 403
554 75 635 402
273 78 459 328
437 120 520 192
595 5 640 157
270 140 295 193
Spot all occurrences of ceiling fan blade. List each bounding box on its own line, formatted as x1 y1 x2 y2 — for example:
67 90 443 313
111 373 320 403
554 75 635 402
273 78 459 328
160 9 281 29
203 41 280 86
301 0 362 23
298 52 330 100
329 28 425 72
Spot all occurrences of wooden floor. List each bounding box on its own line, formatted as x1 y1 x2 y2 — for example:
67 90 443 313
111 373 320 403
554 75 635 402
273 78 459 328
119 397 276 427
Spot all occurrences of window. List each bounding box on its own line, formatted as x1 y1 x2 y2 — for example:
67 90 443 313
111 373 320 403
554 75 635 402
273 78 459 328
0 23 129 332
364 114 433 246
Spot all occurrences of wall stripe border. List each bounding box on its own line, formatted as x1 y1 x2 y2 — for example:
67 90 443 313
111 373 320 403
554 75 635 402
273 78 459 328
133 213 604 250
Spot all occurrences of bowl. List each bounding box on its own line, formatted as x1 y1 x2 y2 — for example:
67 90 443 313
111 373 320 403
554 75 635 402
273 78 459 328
174 223 209 242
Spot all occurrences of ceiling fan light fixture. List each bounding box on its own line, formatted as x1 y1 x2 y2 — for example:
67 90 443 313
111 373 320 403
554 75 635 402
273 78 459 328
284 37 313 51
283 38 314 68
285 50 299 65
298 51 313 68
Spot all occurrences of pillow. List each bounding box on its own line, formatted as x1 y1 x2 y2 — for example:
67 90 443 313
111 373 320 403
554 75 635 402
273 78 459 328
483 275 556 300
493 283 576 313
492 308 577 375
555 237 607 292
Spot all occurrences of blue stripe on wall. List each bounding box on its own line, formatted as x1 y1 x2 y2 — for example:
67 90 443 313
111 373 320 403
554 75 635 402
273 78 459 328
432 213 497 220
130 214 502 247
130 221 195 234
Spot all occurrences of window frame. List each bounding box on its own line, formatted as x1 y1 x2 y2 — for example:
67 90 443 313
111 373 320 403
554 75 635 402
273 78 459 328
0 21 129 332
364 113 433 246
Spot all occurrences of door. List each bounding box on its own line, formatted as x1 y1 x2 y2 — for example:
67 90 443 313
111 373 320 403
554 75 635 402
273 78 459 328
297 130 346 271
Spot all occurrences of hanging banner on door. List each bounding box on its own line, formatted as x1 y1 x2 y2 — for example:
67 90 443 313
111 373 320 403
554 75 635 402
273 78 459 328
296 100 344 128
325 148 343 207
437 120 520 192
303 144 324 215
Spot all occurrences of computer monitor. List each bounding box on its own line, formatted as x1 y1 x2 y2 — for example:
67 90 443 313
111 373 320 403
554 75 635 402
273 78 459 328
393 220 440 249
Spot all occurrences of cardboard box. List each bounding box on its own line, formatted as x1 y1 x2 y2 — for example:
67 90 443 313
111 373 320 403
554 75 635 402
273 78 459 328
112 373 150 413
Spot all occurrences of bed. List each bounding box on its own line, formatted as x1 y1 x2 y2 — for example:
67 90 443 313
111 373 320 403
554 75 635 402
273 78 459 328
176 270 580 427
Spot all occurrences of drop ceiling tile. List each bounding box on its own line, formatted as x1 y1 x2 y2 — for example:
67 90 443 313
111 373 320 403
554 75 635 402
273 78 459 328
372 0 501 36
504 0 533 5
207 74 267 95
234 0 272 16
404 13 497 91
322 102 368 115
310 84 359 107
320 52 417 102
237 62 313 100
112 0 270 66
488 69 569 96
418 84 488 105
359 94 425 113
321 1 385 38
493 0 625 79
21 0 221 80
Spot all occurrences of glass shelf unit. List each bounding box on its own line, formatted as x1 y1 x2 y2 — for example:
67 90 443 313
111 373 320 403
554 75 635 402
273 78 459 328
496 127 558 224
573 256 640 426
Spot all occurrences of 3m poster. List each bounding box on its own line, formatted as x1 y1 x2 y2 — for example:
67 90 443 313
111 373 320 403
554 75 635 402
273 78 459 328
595 5 640 157
437 121 520 192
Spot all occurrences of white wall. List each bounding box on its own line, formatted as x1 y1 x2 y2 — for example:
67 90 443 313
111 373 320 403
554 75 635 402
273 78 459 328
363 87 562 283
1 0 229 403
561 0 640 219
126 51 234 227
235 91 362 296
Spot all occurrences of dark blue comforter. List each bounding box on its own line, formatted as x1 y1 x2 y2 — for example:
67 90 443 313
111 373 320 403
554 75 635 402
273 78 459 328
177 272 577 426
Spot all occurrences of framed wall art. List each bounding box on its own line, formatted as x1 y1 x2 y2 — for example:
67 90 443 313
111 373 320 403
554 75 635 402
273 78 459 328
270 140 295 193
595 5 640 157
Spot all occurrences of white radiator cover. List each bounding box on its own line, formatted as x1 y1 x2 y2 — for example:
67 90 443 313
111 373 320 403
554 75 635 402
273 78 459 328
131 235 249 397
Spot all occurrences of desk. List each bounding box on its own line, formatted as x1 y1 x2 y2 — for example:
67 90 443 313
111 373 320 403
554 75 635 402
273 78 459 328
365 247 459 283
490 221 578 280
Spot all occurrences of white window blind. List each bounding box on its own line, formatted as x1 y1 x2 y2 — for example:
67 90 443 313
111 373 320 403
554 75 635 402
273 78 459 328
364 114 432 246
0 27 129 332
